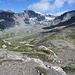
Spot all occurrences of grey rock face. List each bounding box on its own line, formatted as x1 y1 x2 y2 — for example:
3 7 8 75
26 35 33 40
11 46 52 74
0 10 75 30
0 10 15 29
24 10 45 21
0 10 55 29
43 10 75 30
52 10 75 25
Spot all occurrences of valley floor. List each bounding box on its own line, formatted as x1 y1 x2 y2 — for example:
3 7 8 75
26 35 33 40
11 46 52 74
0 25 75 75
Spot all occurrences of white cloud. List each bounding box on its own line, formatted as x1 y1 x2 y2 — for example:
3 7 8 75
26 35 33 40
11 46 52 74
49 0 65 10
27 0 75 12
27 0 50 12
49 0 75 10
67 0 75 4
54 10 68 16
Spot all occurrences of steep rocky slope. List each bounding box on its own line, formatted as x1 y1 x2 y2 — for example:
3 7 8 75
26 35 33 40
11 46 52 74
0 10 55 30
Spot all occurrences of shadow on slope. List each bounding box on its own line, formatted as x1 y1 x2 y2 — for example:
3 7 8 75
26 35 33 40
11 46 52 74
42 16 75 33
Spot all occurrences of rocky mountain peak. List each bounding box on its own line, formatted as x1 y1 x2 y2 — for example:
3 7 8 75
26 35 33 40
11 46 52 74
24 10 45 21
55 10 75 20
0 10 75 30
0 10 14 19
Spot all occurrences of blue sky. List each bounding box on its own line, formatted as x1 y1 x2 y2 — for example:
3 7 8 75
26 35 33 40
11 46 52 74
0 0 75 15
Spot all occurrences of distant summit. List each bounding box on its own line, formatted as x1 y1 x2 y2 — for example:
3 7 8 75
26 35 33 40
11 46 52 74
43 10 75 31
0 9 75 30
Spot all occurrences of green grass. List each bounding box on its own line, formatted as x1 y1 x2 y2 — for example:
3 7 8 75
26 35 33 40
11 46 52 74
36 48 53 55
67 34 75 39
50 46 58 55
0 57 4 59
0 60 4 65
8 45 33 52
30 39 38 45
5 41 32 52
41 50 52 54
62 66 75 72
35 66 48 75
0 38 17 50
16 46 33 52
0 59 23 65
0 38 5 48
23 53 48 61
7 43 17 51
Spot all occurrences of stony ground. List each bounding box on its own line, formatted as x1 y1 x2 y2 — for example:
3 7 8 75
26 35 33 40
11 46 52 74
0 49 68 75
0 25 75 75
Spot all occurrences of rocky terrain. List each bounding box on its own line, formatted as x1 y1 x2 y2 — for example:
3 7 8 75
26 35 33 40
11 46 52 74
0 10 75 75
0 10 55 30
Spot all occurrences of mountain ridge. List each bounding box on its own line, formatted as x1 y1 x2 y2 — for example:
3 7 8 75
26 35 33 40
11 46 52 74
0 9 75 33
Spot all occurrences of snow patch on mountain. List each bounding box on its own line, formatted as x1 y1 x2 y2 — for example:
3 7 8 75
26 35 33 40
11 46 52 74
45 17 55 21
